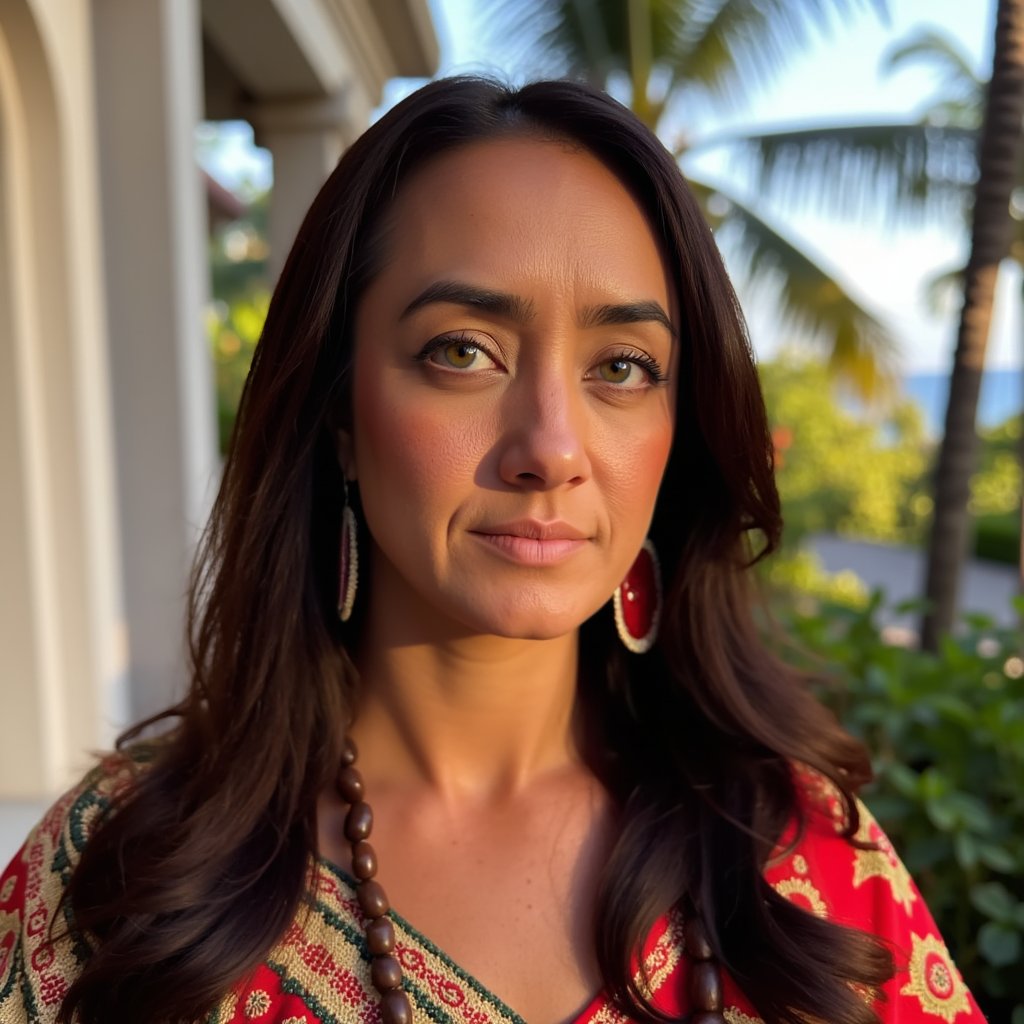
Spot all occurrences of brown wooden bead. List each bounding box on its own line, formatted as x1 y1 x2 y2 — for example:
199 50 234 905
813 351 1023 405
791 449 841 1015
341 737 358 765
684 915 713 960
345 801 373 842
689 961 723 1011
337 765 365 804
689 1013 726 1024
351 840 377 880
371 954 403 992
366 916 396 955
380 989 413 1024
357 879 390 919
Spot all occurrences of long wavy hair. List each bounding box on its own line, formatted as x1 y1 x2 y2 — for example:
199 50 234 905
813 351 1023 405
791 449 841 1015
60 77 892 1024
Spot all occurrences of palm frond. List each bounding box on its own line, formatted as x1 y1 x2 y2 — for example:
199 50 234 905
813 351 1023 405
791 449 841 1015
666 0 888 108
472 0 585 80
711 121 978 225
688 173 898 398
473 0 705 107
923 262 965 317
881 26 983 126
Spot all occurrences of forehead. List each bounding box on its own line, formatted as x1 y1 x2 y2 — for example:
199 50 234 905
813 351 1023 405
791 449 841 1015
367 137 673 309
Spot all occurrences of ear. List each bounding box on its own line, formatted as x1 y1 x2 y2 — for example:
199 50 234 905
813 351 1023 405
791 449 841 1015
334 427 357 481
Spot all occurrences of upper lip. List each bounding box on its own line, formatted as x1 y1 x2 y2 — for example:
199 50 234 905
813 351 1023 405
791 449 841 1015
472 520 590 541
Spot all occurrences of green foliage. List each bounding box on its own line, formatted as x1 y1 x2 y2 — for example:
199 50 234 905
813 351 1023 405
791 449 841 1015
967 416 1020 566
973 415 1022 511
759 357 1021 568
777 594 1024 1020
205 185 271 453
208 292 268 453
763 547 870 609
976 513 1019 566
759 356 932 547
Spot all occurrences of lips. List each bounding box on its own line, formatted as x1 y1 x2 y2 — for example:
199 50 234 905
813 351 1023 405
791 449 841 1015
469 520 591 565
473 520 589 541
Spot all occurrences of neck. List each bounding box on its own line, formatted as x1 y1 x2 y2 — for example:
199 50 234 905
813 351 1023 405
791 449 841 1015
351 622 582 806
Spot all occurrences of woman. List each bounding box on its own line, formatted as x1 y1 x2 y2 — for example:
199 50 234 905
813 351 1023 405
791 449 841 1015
0 78 983 1024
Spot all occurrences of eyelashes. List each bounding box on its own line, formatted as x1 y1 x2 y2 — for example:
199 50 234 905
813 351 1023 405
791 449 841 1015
415 333 669 389
597 348 670 387
415 332 500 372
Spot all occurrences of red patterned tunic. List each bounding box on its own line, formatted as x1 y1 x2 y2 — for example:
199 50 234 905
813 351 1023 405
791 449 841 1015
0 760 986 1024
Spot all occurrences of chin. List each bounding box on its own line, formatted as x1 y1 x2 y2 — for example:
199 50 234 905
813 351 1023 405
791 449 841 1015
458 592 601 642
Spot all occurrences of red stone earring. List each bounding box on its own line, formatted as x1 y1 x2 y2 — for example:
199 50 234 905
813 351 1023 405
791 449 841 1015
338 480 358 622
614 539 661 654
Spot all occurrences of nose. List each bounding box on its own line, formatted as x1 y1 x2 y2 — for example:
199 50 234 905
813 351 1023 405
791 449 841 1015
497 374 592 489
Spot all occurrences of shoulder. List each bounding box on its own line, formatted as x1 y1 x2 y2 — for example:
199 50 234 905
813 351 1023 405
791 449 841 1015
764 767 986 1024
0 752 144 1023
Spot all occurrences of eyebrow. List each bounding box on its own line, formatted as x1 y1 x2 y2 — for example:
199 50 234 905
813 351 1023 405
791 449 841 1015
400 279 675 338
579 300 676 338
401 281 536 322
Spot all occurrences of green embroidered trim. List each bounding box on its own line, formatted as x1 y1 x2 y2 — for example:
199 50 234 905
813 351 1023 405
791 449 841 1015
316 859 528 1024
0 941 28 1011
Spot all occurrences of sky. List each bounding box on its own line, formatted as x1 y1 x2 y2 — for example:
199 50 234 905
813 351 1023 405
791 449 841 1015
200 0 1018 373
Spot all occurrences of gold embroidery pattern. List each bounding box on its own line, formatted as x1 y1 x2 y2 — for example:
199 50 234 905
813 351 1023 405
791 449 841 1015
899 933 971 1022
724 1010 764 1024
0 759 144 1021
851 803 916 915
772 876 828 918
217 990 240 1022
796 768 848 831
302 867 519 1024
792 855 808 876
530 911 687 1024
0 909 19 996
244 988 272 1017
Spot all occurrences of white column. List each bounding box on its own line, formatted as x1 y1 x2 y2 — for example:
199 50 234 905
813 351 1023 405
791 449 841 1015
92 0 218 721
0 0 127 801
251 92 370 284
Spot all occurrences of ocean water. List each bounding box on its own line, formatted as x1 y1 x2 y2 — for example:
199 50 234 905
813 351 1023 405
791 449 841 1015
903 368 1021 436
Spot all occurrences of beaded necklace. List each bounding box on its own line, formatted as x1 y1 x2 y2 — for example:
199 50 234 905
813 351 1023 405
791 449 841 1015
335 738 726 1024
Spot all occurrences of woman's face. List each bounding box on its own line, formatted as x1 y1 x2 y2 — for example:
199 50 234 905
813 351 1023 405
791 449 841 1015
344 136 678 642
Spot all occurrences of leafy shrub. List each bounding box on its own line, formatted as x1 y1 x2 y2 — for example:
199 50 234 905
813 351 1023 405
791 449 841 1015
208 291 268 453
759 358 932 547
971 417 1021 566
975 513 1019 566
775 594 1024 1022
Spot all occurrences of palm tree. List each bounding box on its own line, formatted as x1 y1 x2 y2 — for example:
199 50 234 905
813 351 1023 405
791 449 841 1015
920 0 1024 646
737 5 1024 644
477 0 896 397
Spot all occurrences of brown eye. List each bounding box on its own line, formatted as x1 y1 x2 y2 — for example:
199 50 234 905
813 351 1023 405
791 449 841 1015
442 341 480 369
598 358 634 384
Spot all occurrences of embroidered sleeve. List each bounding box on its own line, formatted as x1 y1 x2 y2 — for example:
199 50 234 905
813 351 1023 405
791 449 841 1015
765 781 987 1023
0 759 130 1022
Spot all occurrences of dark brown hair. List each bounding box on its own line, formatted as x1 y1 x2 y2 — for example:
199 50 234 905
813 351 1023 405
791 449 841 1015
60 77 891 1024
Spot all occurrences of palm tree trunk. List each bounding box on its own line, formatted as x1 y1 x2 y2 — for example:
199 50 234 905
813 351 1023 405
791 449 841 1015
1019 276 1024 608
921 0 1024 649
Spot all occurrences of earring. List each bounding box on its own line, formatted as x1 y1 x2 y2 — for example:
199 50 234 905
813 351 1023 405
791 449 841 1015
614 539 661 654
338 479 358 622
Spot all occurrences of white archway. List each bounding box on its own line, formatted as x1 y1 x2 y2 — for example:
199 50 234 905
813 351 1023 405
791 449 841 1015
0 0 125 804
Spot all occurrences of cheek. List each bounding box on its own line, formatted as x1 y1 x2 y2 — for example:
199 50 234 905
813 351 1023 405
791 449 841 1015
595 413 675 517
353 375 486 509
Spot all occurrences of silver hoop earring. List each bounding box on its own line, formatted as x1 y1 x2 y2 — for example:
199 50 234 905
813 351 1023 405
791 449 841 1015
338 480 358 622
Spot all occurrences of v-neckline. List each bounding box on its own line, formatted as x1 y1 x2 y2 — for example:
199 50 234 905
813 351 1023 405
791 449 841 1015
314 856 614 1024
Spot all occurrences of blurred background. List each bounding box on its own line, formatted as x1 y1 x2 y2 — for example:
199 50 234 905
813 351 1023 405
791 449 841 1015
2 0 1023 1017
